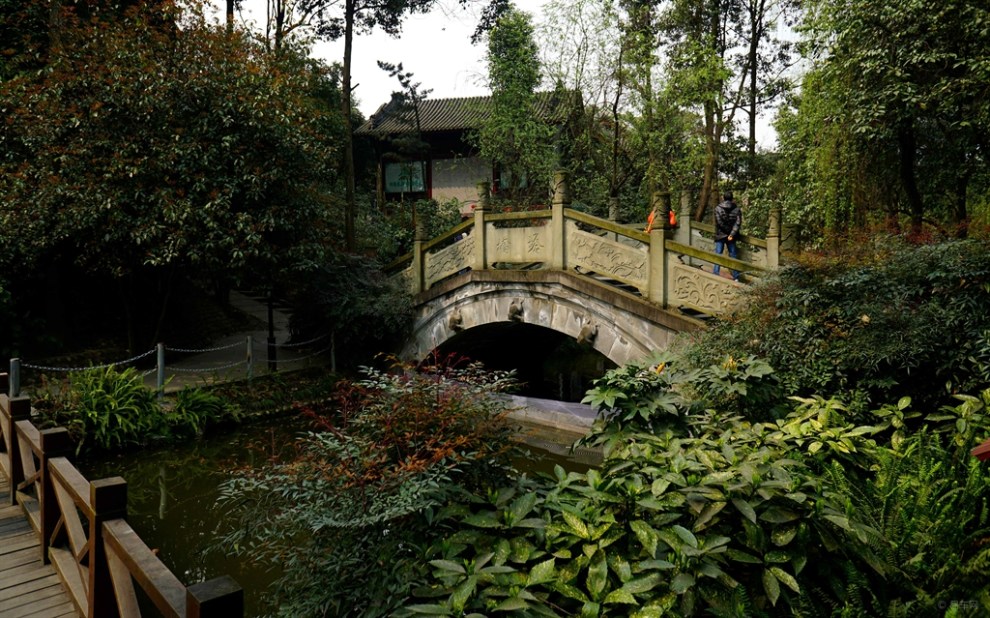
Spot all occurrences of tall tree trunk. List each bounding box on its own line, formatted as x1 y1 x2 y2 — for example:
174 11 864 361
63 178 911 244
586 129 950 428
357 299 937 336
695 100 717 221
747 3 760 178
897 123 924 235
226 0 234 32
610 47 624 199
342 0 357 251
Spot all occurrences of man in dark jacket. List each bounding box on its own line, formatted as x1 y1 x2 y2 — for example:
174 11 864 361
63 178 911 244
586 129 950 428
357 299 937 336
713 191 742 281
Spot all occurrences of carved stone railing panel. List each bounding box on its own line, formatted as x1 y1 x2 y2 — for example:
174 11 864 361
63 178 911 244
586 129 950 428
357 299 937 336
424 235 475 288
669 262 739 314
486 224 549 264
566 222 648 292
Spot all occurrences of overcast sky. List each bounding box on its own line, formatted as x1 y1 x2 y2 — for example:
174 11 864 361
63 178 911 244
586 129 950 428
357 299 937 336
236 0 547 118
235 0 779 146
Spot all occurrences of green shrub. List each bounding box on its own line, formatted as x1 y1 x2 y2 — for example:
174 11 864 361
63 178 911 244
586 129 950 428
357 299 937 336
168 387 238 437
399 359 990 616
34 366 238 453
214 361 520 616
692 239 990 411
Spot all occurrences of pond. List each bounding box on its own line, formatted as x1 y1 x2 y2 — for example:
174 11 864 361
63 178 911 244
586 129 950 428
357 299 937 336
79 412 599 617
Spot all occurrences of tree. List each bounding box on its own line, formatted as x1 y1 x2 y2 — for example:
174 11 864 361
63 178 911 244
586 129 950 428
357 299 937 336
660 0 745 220
736 0 797 179
0 0 50 79
537 0 633 213
0 2 344 348
376 61 433 223
802 0 990 235
476 6 555 203
304 0 438 251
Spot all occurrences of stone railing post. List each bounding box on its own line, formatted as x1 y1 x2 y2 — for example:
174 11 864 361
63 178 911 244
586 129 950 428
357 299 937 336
89 477 128 618
410 209 428 294
767 207 781 269
473 181 490 271
675 190 692 247
648 228 667 307
551 171 569 270
40 428 72 564
653 191 672 229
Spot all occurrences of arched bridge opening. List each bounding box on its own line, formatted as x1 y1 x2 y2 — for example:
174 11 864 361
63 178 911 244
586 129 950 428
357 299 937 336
399 271 703 389
433 322 617 402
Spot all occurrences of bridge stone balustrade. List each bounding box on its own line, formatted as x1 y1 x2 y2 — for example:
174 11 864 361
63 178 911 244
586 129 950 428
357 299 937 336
388 174 780 365
0 372 243 618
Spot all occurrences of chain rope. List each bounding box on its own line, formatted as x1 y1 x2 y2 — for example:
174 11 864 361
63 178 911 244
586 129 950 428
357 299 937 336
166 341 246 354
17 332 329 379
22 348 157 373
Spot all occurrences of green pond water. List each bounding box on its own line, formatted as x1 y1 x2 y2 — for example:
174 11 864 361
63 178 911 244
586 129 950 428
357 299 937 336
79 414 599 617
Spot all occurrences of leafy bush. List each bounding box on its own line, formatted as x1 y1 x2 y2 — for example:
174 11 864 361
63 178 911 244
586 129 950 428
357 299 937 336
364 197 464 263
286 251 414 369
692 239 990 411
168 387 238 437
214 360 520 616
399 356 990 616
33 366 237 453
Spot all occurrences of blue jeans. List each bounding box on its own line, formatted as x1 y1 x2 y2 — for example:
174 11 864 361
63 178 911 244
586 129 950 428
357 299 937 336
713 239 739 280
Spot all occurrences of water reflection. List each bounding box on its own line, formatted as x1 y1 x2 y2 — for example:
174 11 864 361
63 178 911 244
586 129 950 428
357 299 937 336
79 414 596 617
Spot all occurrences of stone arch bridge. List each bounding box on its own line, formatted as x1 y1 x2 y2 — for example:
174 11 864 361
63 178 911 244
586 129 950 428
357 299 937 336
389 180 781 368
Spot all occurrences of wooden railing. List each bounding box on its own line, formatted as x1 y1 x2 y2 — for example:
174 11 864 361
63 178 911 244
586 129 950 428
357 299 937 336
0 372 242 618
388 174 781 317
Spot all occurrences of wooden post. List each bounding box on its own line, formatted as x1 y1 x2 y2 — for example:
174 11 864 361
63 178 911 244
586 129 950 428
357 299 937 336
39 428 72 564
550 171 569 270
187 576 244 618
8 359 20 397
473 181 490 271
89 477 127 618
2 395 30 506
767 207 781 269
647 228 667 307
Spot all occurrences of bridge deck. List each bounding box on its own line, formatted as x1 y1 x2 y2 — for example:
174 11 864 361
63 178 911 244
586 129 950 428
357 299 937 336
0 478 77 618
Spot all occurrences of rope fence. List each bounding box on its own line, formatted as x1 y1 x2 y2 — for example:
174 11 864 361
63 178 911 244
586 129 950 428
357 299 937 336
8 333 333 397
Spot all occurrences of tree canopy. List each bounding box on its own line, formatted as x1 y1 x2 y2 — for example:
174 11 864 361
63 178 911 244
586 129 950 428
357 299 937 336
1 3 343 275
476 6 555 202
0 1 346 349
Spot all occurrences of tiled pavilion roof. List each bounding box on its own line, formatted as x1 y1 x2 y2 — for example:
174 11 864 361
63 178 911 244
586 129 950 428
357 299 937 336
356 92 573 136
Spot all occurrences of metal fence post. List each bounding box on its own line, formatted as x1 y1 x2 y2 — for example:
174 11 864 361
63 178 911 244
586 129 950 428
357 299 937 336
246 336 253 382
156 343 165 398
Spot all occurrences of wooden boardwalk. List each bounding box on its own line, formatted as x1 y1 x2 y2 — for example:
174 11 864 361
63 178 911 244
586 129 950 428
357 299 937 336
0 478 77 618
